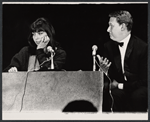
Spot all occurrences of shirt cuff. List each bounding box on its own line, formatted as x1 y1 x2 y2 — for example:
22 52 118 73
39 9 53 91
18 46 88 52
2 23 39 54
118 83 123 89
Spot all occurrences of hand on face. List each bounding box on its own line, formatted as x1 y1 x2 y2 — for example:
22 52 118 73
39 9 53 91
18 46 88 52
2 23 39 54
32 31 50 49
36 35 50 49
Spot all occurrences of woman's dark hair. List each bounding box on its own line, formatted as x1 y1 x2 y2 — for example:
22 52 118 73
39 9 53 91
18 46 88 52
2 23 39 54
28 17 59 53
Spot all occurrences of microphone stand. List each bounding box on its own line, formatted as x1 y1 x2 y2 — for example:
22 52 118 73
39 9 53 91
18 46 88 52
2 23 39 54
93 55 96 71
50 52 54 70
92 45 97 71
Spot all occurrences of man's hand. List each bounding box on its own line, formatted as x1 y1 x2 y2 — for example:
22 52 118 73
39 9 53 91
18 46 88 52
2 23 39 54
96 55 111 75
37 36 50 49
110 79 119 89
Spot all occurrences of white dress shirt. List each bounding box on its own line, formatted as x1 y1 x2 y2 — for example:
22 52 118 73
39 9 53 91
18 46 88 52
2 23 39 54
118 34 131 89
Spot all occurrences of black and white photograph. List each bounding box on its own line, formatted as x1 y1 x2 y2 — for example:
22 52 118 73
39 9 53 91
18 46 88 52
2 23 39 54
2 2 148 120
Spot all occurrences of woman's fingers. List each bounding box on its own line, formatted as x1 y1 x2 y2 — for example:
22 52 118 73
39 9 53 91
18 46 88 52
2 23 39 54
8 67 18 72
37 36 50 49
43 36 50 43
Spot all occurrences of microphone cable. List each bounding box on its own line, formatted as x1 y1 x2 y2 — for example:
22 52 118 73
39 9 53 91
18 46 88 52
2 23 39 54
19 69 38 112
7 81 23 111
7 57 51 111
20 55 52 112
19 56 53 112
39 57 51 67
95 59 114 113
39 53 55 69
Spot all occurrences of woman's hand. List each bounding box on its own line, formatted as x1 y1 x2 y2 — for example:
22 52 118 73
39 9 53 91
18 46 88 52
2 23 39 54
8 67 18 72
37 36 50 49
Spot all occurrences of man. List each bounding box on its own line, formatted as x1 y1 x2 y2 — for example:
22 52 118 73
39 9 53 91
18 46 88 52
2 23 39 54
98 10 147 112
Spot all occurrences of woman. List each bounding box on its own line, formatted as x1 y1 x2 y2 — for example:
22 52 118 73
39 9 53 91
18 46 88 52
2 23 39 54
4 17 66 72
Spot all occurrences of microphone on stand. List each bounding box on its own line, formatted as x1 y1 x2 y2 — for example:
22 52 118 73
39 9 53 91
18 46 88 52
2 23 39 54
47 46 55 70
47 46 55 53
92 45 98 71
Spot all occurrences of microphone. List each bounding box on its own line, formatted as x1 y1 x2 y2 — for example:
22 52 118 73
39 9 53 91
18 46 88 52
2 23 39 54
47 46 55 69
92 45 98 71
92 45 98 56
47 46 54 53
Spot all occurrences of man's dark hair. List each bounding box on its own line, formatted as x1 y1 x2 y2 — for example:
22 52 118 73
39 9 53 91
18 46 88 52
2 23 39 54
109 10 133 31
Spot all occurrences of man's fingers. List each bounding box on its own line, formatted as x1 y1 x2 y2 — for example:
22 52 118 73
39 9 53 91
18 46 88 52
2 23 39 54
103 58 107 62
96 55 111 73
105 59 109 64
96 55 102 62
107 62 112 67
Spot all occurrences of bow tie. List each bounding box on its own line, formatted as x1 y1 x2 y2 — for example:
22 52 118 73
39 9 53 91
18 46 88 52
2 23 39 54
114 42 124 47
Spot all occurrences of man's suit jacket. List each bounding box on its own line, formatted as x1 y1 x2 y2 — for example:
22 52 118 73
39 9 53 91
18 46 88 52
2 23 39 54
104 35 147 91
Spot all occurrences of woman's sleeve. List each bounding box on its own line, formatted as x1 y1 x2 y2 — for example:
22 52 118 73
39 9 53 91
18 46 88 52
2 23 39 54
53 48 66 70
3 47 29 72
36 48 66 70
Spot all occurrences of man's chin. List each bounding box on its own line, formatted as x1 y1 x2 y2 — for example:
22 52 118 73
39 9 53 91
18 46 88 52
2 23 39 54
110 36 114 41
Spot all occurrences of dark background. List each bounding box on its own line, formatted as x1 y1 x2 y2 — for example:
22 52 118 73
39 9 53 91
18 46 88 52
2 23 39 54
2 3 148 71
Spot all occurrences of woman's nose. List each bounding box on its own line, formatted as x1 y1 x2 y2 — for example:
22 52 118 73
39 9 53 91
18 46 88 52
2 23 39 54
33 33 40 39
35 33 39 37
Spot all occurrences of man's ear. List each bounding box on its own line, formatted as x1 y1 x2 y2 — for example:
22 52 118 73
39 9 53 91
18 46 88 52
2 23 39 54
121 23 126 31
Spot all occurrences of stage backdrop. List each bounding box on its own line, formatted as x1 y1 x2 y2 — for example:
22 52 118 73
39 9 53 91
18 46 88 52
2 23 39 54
2 3 148 71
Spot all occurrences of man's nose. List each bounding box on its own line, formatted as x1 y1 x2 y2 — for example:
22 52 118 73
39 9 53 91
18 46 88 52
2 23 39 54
107 26 110 32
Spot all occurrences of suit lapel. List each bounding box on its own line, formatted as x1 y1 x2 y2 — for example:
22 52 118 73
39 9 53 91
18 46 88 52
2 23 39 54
108 42 122 73
114 45 122 73
124 36 134 62
124 36 134 73
111 36 134 73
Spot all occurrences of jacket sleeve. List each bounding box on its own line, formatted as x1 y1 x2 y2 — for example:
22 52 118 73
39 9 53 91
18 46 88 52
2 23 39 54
124 44 148 90
3 47 29 72
36 48 66 71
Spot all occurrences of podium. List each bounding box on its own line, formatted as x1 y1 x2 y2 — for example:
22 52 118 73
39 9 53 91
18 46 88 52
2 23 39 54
2 71 103 112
